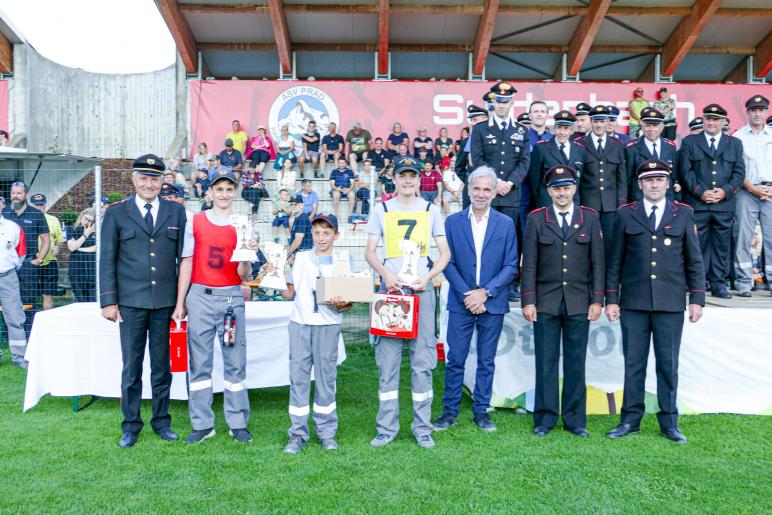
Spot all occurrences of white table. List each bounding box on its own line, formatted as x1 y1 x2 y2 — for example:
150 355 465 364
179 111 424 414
23 302 345 411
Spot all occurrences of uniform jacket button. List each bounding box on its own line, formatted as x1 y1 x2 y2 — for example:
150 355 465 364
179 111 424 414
151 280 157 285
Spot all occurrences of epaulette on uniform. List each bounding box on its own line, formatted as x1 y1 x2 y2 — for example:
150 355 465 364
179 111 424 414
579 205 598 213
674 201 693 210
574 141 586 148
618 201 638 209
626 139 638 148
664 138 677 146
529 207 547 215
537 140 550 145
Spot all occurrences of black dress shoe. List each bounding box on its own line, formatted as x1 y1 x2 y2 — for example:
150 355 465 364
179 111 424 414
606 423 640 439
659 428 687 444
711 285 732 299
155 428 179 442
473 413 497 432
564 426 590 438
119 432 138 448
533 425 552 436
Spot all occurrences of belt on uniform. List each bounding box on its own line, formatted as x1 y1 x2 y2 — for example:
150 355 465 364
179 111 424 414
203 287 240 296
0 268 16 277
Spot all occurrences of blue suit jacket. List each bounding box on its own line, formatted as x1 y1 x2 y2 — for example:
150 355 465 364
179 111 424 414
444 207 518 315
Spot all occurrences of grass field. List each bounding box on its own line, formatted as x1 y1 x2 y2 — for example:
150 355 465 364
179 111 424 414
1 342 770 514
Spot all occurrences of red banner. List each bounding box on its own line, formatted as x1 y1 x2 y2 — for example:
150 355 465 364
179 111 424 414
189 80 766 157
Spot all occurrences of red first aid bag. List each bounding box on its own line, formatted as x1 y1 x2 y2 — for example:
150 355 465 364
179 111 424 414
169 320 188 373
369 292 420 339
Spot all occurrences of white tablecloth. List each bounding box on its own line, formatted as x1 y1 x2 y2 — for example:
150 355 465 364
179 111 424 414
23 302 346 411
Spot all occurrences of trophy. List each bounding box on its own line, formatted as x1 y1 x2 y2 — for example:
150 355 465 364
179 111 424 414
260 241 288 291
397 239 421 286
229 215 257 262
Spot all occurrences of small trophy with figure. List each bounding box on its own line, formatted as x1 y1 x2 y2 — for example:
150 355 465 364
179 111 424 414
229 215 257 262
397 239 421 286
260 241 288 291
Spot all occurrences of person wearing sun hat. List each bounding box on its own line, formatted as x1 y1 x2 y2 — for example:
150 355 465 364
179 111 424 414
678 103 746 299
605 159 705 444
100 153 188 448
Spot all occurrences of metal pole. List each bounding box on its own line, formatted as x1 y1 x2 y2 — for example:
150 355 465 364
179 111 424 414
94 165 102 296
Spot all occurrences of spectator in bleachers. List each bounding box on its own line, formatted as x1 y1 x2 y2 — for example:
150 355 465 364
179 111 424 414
413 126 434 159
240 167 270 222
274 125 297 171
385 122 409 160
299 179 318 217
162 170 185 198
272 189 292 244
277 158 298 193
246 125 274 174
365 137 389 171
346 122 373 173
2 181 50 337
29 193 63 310
356 159 375 216
287 194 313 255
396 143 410 160
329 157 356 217
441 164 463 214
66 207 96 302
419 160 443 206
654 87 678 141
379 165 397 201
218 138 244 174
628 87 649 139
321 122 344 175
193 167 209 198
434 145 452 172
455 127 469 155
416 147 430 166
435 127 454 156
226 120 249 156
192 142 215 172
0 129 9 147
298 120 321 179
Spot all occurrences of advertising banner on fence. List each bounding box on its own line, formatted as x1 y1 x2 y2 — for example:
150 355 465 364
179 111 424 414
189 80 766 157
438 284 772 416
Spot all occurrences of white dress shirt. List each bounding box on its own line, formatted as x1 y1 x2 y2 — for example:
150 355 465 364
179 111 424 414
552 204 575 231
594 133 607 152
704 131 722 149
644 137 662 158
134 194 160 227
643 198 666 230
492 114 510 131
469 207 490 286
556 140 571 160
734 124 772 184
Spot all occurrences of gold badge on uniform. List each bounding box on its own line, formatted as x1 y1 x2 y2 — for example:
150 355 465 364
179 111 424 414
664 238 672 246
649 162 657 168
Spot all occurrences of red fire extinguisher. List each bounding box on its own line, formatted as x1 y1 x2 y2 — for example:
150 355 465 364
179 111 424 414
169 320 188 373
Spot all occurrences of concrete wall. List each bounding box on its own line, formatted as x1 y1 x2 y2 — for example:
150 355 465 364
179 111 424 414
10 44 180 158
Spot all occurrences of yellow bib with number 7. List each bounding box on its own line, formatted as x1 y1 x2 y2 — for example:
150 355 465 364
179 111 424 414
384 211 430 258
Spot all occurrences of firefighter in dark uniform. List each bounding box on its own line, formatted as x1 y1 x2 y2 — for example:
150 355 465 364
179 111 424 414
688 117 704 135
471 81 531 301
605 159 705 444
521 165 604 438
572 102 592 141
528 110 586 209
678 104 746 298
457 104 490 209
606 106 630 144
625 107 680 202
577 105 628 251
100 154 188 448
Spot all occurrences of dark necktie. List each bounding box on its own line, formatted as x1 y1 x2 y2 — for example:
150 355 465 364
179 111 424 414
559 143 567 160
652 141 658 159
710 137 716 155
649 205 657 232
559 211 569 238
596 138 603 154
144 203 154 232
501 122 507 132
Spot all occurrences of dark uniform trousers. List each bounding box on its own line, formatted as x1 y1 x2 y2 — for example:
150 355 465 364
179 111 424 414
470 119 531 281
678 134 745 288
606 201 705 431
99 195 187 434
521 206 605 430
455 136 472 210
17 258 40 336
577 134 628 258
624 137 680 202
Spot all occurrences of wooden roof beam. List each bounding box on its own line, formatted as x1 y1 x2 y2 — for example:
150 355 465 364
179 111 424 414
472 0 500 76
0 30 12 73
659 0 723 78
753 31 772 78
377 0 389 76
266 0 293 75
155 0 198 73
560 0 612 79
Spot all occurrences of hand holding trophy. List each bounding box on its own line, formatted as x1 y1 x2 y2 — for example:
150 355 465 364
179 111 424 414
229 215 258 262
260 241 288 291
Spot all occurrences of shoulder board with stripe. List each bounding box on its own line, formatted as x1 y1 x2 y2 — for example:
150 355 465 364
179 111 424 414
579 206 598 213
674 201 693 209
618 201 638 209
537 139 550 145
529 207 547 214
574 141 586 148
664 138 677 146
608 135 621 142
626 140 638 148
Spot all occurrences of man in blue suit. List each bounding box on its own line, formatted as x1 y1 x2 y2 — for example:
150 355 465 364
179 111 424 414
433 166 518 432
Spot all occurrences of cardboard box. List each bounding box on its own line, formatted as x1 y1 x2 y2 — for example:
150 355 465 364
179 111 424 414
316 276 374 304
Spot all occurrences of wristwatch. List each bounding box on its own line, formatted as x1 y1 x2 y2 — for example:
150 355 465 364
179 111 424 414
484 289 493 298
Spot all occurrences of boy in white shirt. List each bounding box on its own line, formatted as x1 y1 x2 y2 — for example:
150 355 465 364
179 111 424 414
274 214 352 454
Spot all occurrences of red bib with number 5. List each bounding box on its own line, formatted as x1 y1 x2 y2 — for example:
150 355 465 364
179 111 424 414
191 212 241 287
